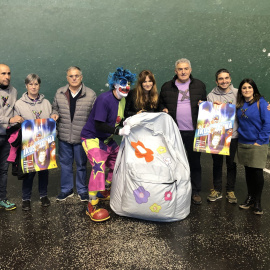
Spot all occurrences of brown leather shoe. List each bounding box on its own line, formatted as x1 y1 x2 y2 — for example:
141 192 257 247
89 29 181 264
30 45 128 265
192 194 202 205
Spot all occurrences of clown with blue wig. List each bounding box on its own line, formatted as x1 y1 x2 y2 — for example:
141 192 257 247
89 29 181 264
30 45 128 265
81 67 136 222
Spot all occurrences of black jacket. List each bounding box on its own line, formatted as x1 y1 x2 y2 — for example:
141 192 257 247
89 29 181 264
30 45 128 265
124 89 157 118
158 75 206 130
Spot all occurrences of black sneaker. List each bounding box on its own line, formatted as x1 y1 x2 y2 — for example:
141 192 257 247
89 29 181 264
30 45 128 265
239 195 254 210
56 190 74 201
78 192 89 202
40 196 51 207
22 200 31 211
254 202 263 215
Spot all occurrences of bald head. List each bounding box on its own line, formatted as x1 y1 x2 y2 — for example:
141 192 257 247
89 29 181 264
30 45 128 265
0 64 11 87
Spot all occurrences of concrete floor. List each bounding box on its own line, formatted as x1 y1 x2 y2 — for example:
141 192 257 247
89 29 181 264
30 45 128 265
1 153 270 270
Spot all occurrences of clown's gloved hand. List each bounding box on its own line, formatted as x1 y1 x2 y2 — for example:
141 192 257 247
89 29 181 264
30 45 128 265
123 118 129 126
119 125 131 136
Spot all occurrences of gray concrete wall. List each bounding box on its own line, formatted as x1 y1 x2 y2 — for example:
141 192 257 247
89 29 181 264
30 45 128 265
1 0 270 101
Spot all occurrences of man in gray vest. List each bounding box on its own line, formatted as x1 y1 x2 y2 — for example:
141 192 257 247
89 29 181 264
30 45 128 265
0 64 24 210
51 66 96 202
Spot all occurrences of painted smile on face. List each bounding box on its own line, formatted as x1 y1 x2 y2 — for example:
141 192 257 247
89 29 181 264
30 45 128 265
117 84 130 94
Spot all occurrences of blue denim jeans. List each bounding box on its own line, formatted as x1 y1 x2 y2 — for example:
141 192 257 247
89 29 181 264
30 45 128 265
0 135 10 200
22 170 49 200
58 139 87 194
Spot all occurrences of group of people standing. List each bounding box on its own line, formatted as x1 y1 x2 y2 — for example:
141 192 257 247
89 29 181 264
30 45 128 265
0 58 269 222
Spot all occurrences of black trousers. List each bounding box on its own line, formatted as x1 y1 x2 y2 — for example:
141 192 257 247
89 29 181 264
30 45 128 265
245 166 264 202
180 130 201 195
211 138 238 192
0 135 10 200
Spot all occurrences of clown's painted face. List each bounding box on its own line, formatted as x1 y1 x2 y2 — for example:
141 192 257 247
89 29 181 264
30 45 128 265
115 79 130 99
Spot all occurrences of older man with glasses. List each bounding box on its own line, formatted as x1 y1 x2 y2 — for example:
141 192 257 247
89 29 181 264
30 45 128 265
51 66 96 202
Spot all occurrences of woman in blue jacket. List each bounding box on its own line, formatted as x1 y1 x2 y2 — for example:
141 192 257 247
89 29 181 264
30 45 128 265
236 78 270 215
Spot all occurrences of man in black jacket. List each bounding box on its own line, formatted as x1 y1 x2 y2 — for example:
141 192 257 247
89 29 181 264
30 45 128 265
159 58 207 205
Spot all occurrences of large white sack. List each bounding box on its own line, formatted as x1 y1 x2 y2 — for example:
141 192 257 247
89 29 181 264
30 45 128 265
110 112 191 222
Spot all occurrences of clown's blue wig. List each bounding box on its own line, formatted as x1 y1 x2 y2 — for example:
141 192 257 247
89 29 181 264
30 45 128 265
108 67 136 90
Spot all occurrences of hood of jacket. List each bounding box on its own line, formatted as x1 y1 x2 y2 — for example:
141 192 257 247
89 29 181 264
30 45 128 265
210 84 237 96
20 92 46 104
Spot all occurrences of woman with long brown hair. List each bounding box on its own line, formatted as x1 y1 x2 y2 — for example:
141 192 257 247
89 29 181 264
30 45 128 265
236 78 270 215
124 70 158 117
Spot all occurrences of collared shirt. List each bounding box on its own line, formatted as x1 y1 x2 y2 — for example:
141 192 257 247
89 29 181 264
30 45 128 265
69 85 82 98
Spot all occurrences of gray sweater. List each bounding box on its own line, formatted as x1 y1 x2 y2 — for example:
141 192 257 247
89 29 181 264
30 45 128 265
51 83 96 144
207 84 238 139
14 92 52 120
0 85 17 135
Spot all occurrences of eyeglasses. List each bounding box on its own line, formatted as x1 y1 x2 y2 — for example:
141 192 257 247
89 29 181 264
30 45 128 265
68 75 81 79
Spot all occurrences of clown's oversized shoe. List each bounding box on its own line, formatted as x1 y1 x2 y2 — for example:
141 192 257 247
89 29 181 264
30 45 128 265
97 190 110 201
86 199 110 222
